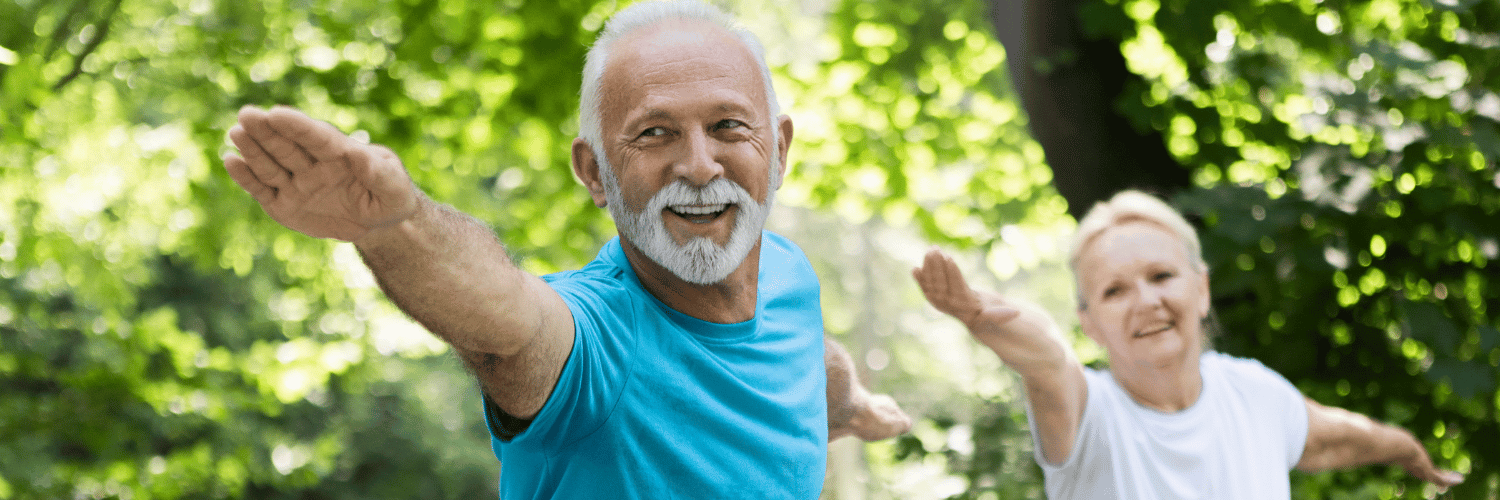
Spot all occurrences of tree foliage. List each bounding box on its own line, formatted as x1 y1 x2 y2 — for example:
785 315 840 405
1 0 1495 498
930 0 1500 497
1 0 610 497
1113 0 1499 496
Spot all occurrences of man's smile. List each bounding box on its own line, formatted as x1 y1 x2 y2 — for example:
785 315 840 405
665 203 734 224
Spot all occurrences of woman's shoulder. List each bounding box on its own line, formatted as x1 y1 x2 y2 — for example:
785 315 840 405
1202 351 1302 399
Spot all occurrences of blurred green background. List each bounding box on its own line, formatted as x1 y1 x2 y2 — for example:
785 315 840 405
0 0 1496 498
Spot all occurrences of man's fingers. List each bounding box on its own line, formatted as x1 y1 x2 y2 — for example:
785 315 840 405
228 124 293 189
266 106 350 165
223 153 277 206
865 394 913 437
240 106 323 174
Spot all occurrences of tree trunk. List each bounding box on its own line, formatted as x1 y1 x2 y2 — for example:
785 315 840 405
985 0 1191 219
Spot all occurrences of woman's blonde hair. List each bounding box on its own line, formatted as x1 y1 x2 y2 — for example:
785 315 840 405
1068 190 1207 309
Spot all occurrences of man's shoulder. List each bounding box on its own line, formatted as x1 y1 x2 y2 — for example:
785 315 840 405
543 242 640 307
544 259 625 285
756 231 821 304
760 230 805 256
758 230 814 273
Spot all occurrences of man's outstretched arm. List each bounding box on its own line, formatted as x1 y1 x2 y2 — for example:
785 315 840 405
223 105 573 419
826 336 912 441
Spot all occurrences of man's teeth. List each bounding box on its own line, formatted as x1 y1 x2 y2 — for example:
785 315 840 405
672 204 728 215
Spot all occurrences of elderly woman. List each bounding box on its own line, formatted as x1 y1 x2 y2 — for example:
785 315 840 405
913 190 1464 499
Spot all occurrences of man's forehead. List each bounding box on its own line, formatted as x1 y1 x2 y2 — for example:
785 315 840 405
615 18 743 54
628 20 733 48
604 21 760 87
637 101 755 119
598 20 766 123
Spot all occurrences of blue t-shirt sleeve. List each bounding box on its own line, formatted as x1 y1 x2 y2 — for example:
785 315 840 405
483 275 637 448
482 393 533 441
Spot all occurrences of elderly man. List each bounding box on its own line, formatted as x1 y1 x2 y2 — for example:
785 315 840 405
221 0 908 497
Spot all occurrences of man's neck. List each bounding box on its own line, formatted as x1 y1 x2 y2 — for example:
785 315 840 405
619 240 761 324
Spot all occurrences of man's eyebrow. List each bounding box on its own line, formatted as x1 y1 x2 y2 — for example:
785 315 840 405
641 108 673 120
623 102 756 130
715 102 759 117
619 108 674 132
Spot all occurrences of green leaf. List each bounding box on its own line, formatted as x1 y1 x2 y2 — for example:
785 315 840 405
1400 300 1462 355
1426 358 1497 399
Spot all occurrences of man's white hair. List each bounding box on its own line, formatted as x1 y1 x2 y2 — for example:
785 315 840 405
577 0 781 169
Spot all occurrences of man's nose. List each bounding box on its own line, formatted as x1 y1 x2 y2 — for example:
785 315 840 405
673 129 724 186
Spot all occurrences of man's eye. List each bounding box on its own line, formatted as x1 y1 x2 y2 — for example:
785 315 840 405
713 119 746 130
640 127 668 137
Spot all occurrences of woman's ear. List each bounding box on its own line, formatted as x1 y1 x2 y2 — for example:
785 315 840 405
1077 307 1101 344
1196 269 1211 320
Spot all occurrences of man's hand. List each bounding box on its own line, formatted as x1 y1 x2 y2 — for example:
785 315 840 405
825 336 912 442
223 105 576 419
829 392 912 442
223 105 419 242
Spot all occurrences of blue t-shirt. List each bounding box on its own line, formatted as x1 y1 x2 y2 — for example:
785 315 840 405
484 231 828 499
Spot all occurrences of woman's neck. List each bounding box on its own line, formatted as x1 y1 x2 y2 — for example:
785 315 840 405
1112 353 1203 413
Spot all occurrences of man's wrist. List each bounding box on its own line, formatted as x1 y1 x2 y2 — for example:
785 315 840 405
353 195 432 250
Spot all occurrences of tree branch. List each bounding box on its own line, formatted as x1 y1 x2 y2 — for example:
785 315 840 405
52 0 123 92
44 0 90 61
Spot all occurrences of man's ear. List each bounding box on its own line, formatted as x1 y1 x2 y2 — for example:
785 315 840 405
572 137 608 208
772 114 793 190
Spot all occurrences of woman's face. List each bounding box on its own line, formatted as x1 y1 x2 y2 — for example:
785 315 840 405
1075 221 1211 373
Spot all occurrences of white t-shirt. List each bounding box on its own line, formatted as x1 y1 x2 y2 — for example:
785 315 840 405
1030 351 1309 500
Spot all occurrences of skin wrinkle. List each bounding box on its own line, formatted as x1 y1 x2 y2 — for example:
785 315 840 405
604 174 769 283
611 99 773 191
603 28 774 185
1075 220 1210 412
222 3 915 451
575 18 790 320
916 188 1465 485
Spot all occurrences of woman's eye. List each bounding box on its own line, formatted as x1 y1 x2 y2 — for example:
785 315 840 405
640 127 668 137
1152 271 1175 282
1102 286 1122 298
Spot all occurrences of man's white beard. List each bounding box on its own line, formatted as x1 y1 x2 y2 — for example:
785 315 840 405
600 163 774 285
